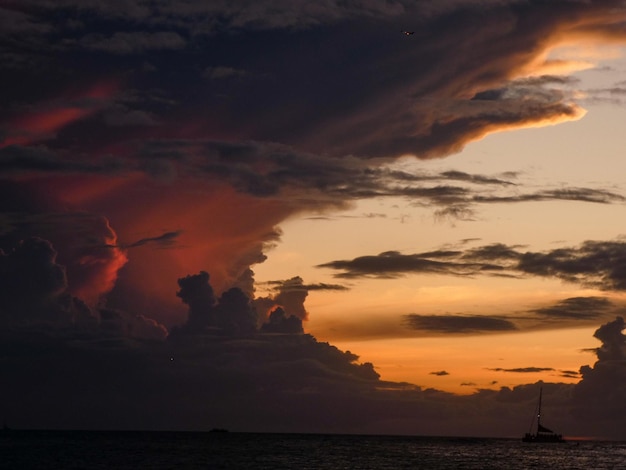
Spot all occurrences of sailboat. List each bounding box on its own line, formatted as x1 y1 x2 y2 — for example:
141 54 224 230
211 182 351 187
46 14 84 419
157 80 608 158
522 387 565 443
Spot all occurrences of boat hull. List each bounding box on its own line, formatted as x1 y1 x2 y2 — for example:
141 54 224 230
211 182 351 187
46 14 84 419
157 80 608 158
522 432 565 443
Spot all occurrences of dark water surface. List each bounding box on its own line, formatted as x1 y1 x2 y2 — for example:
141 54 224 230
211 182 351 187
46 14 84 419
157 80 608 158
2 430 626 469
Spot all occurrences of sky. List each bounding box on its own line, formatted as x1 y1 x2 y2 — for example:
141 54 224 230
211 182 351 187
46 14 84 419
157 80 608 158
2 0 626 439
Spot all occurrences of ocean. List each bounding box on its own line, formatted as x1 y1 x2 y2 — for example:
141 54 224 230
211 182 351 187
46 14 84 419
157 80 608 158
2 431 626 469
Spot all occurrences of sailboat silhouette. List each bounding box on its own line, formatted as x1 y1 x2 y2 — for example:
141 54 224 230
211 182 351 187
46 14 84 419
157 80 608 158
522 387 564 443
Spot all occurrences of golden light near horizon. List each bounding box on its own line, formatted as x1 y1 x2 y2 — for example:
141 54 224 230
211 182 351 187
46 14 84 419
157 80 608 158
332 326 599 395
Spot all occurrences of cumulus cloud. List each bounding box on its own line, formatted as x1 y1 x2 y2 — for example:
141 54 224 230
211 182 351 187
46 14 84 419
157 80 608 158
0 254 623 439
0 262 391 433
175 271 217 331
0 236 166 339
262 276 310 321
572 317 626 438
592 316 626 361
99 308 168 340
0 237 67 316
174 271 262 336
260 307 304 334
0 213 129 305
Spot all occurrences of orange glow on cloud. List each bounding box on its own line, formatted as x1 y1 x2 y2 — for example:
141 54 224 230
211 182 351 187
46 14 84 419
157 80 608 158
517 11 626 79
3 175 132 306
71 217 128 305
444 104 587 155
528 58 595 76
119 181 292 282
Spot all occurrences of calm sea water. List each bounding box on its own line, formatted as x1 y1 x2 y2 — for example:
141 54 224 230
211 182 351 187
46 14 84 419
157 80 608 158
2 431 626 469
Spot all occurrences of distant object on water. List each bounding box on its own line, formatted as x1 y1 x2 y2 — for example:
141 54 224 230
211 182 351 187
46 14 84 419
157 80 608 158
522 387 565 443
209 428 229 433
401 30 415 35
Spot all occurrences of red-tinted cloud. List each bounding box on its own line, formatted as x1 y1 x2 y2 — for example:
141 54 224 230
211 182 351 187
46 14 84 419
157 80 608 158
1 82 119 148
29 174 296 324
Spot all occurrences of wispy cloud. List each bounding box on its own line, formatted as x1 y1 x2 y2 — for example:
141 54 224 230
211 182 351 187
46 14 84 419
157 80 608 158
126 231 183 249
530 296 613 319
319 239 626 292
487 367 555 373
405 314 517 334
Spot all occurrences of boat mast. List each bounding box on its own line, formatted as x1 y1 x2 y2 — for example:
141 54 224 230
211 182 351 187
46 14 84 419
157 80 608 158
537 387 543 432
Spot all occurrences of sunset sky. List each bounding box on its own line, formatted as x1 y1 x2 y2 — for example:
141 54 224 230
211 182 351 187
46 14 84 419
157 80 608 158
2 0 626 439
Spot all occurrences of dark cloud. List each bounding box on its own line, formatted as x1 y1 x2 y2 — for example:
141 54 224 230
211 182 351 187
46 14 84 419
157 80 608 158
77 31 187 54
0 212 129 305
0 261 393 433
260 307 304 334
462 243 523 262
101 106 158 128
2 134 621 217
176 271 217 332
559 370 580 379
0 263 622 438
592 316 626 362
320 251 458 279
253 275 349 329
126 230 182 249
438 170 515 186
474 188 625 205
320 239 626 292
430 370 450 376
99 307 168 340
264 276 309 321
318 245 511 279
264 278 349 292
517 240 626 291
2 1 625 199
203 66 248 80
0 237 67 317
330 293 620 341
0 236 165 339
487 367 555 373
405 314 517 334
0 145 123 175
571 317 626 437
531 296 613 320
